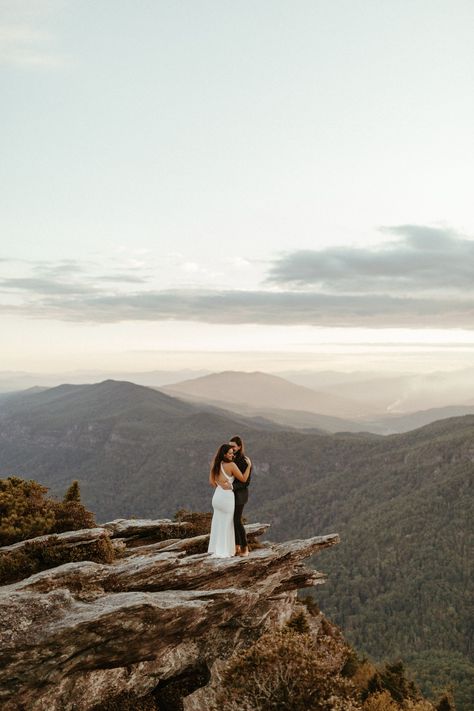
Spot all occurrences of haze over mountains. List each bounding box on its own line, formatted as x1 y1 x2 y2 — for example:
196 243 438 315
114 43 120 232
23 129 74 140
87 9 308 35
2 368 474 435
166 368 474 415
163 370 369 419
0 370 210 393
2 366 474 416
162 370 474 435
0 378 472 708
312 368 474 414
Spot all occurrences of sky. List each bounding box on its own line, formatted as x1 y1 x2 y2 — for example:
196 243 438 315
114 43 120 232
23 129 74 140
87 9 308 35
1 0 474 375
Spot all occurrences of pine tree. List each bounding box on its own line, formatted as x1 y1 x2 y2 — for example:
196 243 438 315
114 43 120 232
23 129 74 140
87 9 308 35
64 480 81 503
436 692 455 711
0 476 96 545
0 477 56 545
52 480 95 533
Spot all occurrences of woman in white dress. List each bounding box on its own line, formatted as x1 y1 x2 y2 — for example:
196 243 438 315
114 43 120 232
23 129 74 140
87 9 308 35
208 443 252 558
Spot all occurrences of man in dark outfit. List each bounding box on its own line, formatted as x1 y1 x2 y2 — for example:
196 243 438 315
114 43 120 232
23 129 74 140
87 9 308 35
229 435 252 556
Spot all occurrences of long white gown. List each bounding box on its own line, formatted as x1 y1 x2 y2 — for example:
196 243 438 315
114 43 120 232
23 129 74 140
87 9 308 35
208 465 235 558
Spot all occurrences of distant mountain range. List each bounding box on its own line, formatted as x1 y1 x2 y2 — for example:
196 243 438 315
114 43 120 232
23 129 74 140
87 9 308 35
0 369 210 393
279 367 474 414
367 403 474 434
0 379 472 708
162 370 373 419
2 366 473 417
2 370 474 437
162 370 474 434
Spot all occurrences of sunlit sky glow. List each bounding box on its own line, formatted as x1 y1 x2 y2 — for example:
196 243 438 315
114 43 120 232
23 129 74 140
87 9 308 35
1 0 473 375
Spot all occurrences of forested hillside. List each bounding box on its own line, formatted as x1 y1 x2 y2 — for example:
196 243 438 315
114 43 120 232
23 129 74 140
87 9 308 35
0 380 281 519
0 381 472 708
248 418 474 710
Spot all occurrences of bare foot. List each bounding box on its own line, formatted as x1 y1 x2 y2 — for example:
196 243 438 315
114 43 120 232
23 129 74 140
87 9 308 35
235 545 241 556
240 547 249 557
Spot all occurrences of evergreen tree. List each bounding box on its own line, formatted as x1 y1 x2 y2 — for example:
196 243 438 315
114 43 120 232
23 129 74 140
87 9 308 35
0 476 96 545
52 480 95 533
0 477 56 545
364 661 419 704
436 692 456 711
64 480 81 503
286 610 310 634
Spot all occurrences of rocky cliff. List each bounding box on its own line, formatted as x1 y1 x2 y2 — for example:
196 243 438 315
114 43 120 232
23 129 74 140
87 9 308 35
0 519 340 711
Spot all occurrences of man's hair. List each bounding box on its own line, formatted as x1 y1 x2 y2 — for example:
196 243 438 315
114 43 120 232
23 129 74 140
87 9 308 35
230 435 245 456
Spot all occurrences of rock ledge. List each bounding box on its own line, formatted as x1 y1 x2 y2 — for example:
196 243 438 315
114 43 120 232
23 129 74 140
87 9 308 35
0 519 339 711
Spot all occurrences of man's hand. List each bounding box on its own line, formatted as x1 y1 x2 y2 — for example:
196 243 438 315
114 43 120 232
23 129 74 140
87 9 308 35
220 481 233 490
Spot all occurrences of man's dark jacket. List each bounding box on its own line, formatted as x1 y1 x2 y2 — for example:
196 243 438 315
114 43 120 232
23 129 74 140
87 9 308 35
233 452 252 501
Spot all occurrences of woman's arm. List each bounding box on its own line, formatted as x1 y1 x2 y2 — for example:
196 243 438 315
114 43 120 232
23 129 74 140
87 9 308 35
209 467 216 487
230 457 251 483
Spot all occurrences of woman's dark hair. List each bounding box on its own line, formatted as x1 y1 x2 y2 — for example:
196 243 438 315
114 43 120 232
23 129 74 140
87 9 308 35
211 443 234 484
229 435 245 456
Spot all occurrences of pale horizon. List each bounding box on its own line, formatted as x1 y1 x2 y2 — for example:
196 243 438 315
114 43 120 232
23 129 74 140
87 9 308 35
2 1 473 375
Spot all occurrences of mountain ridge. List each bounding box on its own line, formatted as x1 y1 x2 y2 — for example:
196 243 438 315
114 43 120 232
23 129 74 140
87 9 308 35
162 369 373 419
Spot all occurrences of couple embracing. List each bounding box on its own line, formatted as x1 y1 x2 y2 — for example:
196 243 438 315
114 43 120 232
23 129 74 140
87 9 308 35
208 435 252 558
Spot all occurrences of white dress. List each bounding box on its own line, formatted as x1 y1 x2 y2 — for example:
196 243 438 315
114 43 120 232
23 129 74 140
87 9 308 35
208 465 235 558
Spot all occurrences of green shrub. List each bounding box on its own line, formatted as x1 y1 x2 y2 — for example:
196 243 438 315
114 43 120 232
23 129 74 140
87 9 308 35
0 535 114 585
364 661 420 705
0 477 56 545
341 649 366 678
436 692 456 711
50 500 96 534
299 593 321 616
64 480 81 502
286 609 310 634
0 476 96 546
213 628 356 711
173 509 212 536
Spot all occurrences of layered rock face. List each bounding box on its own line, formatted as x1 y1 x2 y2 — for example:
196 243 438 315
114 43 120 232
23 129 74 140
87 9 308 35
0 520 339 711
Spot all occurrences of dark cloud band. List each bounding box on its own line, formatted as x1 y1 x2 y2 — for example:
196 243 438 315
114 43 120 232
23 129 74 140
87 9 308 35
267 225 474 291
1 225 473 328
3 288 472 329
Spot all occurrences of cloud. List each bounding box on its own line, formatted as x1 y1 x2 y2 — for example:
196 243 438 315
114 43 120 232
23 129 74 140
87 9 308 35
182 262 201 274
33 259 87 275
267 225 474 292
0 287 471 329
0 258 147 298
0 277 97 296
0 1 66 68
30 259 148 283
98 274 148 284
1 228 473 329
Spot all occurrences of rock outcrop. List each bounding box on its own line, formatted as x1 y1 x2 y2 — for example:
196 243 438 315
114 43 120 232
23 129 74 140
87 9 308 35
0 519 339 711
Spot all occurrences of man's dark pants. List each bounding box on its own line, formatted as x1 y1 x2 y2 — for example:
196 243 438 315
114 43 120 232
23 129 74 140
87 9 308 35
234 488 249 548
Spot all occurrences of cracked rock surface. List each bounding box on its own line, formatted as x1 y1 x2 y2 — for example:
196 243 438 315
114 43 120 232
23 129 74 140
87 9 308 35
0 519 339 711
